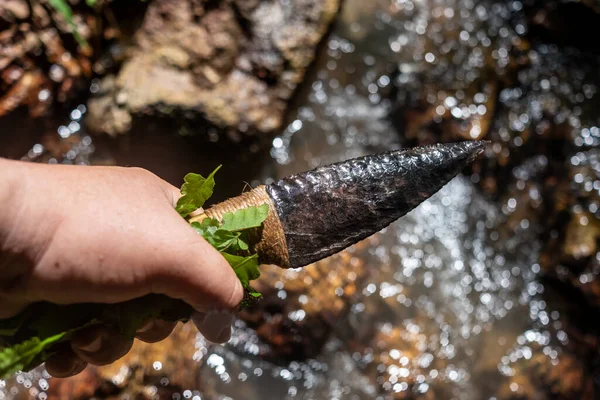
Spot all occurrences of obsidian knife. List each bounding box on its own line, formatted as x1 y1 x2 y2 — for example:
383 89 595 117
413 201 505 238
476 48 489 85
192 140 487 268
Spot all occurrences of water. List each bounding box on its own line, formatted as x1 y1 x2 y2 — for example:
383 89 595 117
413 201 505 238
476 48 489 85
1 0 599 399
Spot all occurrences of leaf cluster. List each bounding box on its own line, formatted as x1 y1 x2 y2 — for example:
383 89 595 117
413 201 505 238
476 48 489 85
176 167 268 305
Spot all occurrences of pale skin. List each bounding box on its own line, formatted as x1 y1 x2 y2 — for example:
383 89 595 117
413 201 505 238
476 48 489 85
0 157 243 378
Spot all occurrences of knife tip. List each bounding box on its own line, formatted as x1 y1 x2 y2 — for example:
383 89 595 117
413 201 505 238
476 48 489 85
451 139 489 163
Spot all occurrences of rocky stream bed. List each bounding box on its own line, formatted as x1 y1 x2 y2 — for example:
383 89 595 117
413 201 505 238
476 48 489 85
1 0 599 399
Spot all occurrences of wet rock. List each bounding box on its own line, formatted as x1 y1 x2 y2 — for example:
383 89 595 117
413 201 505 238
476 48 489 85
0 0 98 118
387 1 600 369
5 1 600 399
563 211 600 261
46 323 207 400
86 0 340 142
390 0 530 141
537 149 600 309
540 208 600 309
496 341 597 399
44 367 121 400
525 0 600 55
236 240 370 359
358 325 432 399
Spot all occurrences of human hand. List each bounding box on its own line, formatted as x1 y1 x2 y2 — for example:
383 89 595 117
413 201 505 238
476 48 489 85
0 158 243 378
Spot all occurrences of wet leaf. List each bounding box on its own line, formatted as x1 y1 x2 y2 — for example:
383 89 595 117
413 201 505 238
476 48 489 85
0 333 66 379
221 253 261 288
220 204 269 232
176 166 221 217
47 0 88 47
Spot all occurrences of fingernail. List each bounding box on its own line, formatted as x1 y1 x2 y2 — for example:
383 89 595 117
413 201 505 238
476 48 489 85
216 325 232 343
68 358 87 376
192 308 235 343
191 311 207 326
77 334 103 353
232 280 244 309
136 319 155 334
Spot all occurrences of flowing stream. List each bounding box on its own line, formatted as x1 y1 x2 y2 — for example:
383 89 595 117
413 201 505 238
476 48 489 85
2 0 599 399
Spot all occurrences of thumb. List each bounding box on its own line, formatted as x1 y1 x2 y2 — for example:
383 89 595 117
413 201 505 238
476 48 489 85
154 182 244 311
151 224 244 312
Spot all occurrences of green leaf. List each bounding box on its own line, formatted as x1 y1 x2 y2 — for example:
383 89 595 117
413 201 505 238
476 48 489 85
211 230 252 253
221 253 261 288
207 230 241 252
191 217 220 237
239 286 262 309
0 333 66 379
193 218 252 253
236 235 249 251
48 0 73 22
248 289 262 298
47 0 88 48
187 203 265 296
220 204 269 232
192 219 249 252
176 166 221 218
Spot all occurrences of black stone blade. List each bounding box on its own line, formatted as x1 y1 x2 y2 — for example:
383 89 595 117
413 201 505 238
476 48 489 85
265 141 487 268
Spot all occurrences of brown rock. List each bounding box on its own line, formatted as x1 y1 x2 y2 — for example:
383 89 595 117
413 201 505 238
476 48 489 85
1 0 30 20
563 211 600 261
525 0 600 55
86 0 340 141
47 323 204 400
0 0 99 118
496 343 597 399
538 148 600 309
389 1 600 377
45 368 120 400
360 325 428 399
237 239 370 359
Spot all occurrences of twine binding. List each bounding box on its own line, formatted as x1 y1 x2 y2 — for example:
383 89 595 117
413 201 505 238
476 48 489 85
189 186 290 268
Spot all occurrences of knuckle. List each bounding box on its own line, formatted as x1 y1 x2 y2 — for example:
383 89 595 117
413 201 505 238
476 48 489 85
128 166 156 181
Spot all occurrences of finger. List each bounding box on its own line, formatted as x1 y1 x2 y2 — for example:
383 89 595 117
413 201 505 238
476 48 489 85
45 348 87 378
135 319 177 343
164 184 183 208
71 325 133 366
0 297 28 319
151 225 244 312
192 310 234 343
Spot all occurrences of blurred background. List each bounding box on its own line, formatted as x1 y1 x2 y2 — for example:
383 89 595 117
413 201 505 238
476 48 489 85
1 0 599 398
